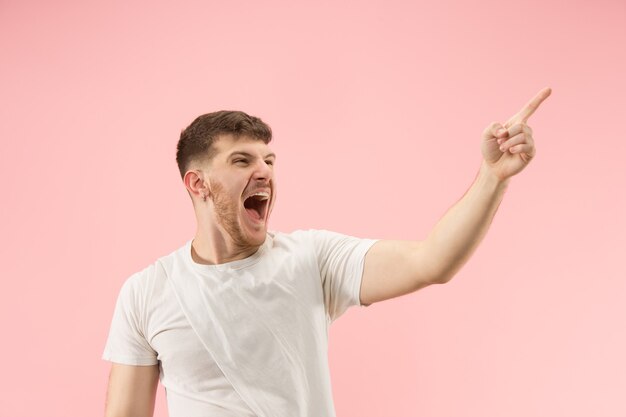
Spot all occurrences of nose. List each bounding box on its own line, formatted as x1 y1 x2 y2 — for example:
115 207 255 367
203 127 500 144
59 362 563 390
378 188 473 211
252 158 273 181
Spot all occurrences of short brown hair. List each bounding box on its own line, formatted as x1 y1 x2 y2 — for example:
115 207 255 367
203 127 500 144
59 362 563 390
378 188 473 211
176 110 272 179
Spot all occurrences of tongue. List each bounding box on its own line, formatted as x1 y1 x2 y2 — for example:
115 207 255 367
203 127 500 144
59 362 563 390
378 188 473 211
245 207 262 221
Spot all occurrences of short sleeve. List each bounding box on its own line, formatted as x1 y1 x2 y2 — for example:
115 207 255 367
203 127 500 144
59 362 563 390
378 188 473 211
101 274 158 366
309 229 378 323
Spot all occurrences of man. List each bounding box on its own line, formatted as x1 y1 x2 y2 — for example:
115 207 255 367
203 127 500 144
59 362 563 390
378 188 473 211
102 88 551 417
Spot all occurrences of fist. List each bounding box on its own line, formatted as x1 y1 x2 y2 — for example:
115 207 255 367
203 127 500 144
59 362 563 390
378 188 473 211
481 88 551 181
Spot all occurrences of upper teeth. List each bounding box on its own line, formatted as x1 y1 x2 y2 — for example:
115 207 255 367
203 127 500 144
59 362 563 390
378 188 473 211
250 192 269 200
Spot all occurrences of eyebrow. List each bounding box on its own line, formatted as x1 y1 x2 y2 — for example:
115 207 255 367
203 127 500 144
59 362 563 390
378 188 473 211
228 151 276 160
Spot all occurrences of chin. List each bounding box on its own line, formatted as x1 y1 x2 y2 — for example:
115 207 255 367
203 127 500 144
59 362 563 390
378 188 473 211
245 227 267 247
229 218 267 249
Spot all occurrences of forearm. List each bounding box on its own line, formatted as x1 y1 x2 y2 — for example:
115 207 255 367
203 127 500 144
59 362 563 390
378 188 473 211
424 161 510 283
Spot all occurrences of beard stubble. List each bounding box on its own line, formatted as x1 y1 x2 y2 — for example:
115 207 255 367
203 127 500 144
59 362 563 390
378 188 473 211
208 178 259 249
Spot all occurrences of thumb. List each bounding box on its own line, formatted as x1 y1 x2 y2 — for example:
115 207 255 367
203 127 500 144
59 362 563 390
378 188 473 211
483 121 508 139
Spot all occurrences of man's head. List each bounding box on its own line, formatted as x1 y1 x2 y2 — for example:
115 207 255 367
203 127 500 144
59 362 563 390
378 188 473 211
176 111 276 249
176 110 272 180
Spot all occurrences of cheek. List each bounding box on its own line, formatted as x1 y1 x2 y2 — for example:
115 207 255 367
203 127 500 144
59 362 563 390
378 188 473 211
220 185 245 211
209 174 248 205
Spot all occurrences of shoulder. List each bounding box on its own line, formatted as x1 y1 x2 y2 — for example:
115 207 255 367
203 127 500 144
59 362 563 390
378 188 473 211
260 230 324 263
266 229 334 251
269 229 337 243
268 229 368 251
117 264 160 307
121 241 188 297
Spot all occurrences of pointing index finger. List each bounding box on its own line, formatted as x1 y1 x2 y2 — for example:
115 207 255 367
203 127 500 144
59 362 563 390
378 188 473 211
507 87 552 126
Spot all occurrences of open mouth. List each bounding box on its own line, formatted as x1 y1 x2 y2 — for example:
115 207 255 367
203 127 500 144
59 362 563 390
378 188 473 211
243 191 270 222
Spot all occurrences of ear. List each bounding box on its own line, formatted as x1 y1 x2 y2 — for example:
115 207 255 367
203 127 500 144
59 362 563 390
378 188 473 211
183 169 210 202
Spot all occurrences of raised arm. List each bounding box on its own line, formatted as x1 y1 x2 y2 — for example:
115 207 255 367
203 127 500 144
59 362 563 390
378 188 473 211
104 363 159 417
359 88 552 306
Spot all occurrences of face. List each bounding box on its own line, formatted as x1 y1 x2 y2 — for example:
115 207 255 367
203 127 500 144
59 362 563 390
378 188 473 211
202 135 276 249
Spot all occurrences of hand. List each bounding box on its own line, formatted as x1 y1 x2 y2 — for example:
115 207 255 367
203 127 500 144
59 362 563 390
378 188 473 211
481 87 552 181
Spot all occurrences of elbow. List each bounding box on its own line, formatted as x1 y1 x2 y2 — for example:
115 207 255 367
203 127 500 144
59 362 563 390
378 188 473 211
427 259 467 285
429 270 455 285
430 276 452 285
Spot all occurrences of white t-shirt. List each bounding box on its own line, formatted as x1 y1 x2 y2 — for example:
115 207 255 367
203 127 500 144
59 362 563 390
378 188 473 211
102 229 377 417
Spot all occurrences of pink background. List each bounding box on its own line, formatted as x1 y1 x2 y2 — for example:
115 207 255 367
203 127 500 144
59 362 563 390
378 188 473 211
1 0 625 416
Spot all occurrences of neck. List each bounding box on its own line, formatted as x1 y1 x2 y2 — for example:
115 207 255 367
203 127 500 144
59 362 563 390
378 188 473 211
191 222 262 265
